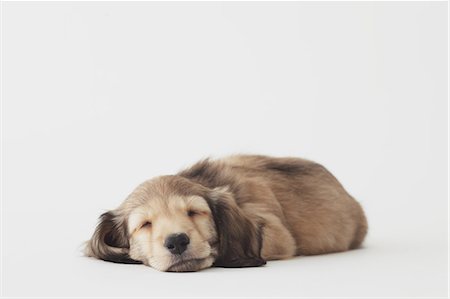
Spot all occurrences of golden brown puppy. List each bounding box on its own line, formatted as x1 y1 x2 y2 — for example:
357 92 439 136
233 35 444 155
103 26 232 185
85 155 368 272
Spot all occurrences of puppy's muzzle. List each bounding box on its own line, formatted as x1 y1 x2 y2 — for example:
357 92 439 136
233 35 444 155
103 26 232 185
164 233 190 255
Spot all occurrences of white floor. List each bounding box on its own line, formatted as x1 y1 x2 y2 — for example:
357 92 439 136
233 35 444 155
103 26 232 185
2 232 447 298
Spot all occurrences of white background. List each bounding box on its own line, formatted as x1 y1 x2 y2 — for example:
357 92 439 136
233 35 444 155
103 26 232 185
1 1 448 298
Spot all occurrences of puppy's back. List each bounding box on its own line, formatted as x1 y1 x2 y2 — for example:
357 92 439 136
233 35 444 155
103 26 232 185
222 155 368 254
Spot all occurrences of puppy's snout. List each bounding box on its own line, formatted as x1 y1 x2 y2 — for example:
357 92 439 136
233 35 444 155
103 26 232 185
164 233 190 255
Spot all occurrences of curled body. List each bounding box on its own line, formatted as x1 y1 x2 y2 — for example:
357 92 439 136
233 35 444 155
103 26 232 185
85 155 368 272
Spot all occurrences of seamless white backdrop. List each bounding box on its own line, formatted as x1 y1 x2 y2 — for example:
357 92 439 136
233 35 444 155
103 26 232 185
1 1 448 298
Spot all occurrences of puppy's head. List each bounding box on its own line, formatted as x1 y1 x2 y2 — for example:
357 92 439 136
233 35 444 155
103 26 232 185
85 175 265 272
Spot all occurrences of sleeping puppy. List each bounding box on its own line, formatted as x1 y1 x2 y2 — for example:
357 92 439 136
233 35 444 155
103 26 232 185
85 155 368 272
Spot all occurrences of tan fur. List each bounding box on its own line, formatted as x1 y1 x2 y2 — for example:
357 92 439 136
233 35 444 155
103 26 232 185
85 155 368 272
222 155 368 256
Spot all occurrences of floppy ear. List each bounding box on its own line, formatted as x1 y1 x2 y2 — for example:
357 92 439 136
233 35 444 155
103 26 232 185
206 187 266 268
84 211 142 264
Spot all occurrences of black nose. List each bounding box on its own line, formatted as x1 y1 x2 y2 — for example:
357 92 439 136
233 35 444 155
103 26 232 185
164 233 190 255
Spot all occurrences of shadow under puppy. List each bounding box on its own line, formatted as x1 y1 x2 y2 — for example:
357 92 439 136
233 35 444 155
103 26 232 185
85 155 368 272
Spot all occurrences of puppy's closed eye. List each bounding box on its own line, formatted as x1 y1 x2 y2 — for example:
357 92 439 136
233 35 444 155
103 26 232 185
187 210 198 217
141 221 152 229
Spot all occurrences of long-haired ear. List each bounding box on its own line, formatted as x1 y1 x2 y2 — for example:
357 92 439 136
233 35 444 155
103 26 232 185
84 211 142 264
206 187 266 268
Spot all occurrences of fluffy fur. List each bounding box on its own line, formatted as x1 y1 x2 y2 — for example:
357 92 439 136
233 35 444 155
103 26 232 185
85 155 368 271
